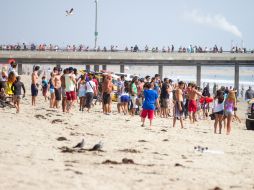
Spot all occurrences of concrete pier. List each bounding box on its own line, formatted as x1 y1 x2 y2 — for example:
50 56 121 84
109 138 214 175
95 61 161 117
86 65 91 72
94 65 99 72
18 63 23 75
234 63 240 93
102 65 107 71
158 65 163 78
1 51 254 89
196 63 201 87
120 64 125 73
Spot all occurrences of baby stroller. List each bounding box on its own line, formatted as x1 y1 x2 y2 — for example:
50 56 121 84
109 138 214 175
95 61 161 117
0 88 15 108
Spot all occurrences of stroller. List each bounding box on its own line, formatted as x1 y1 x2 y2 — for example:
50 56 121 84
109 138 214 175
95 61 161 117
0 88 15 108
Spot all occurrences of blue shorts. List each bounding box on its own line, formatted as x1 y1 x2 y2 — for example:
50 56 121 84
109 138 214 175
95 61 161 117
31 84 38 97
121 95 130 103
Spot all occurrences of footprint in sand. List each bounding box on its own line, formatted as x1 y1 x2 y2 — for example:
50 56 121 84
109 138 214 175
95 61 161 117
56 137 68 141
138 140 148 143
34 114 47 120
52 119 63 124
119 149 141 153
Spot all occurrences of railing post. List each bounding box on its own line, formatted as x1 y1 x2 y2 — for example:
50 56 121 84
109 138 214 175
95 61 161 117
196 63 201 87
234 62 240 96
158 65 163 78
120 64 125 73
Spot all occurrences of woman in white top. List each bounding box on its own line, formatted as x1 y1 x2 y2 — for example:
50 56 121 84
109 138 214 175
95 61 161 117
212 90 225 134
85 75 96 112
78 75 86 111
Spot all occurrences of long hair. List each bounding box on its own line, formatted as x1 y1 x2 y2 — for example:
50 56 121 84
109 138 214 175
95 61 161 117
8 71 16 83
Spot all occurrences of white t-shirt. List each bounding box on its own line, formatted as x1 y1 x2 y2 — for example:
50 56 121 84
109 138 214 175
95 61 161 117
86 80 95 93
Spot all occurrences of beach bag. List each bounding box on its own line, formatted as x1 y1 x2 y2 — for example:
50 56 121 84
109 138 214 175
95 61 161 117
209 113 215 120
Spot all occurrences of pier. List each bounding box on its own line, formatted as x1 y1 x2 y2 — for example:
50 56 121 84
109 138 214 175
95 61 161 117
1 51 254 92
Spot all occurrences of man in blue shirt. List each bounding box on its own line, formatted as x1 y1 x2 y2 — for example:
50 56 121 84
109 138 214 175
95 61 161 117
141 82 160 127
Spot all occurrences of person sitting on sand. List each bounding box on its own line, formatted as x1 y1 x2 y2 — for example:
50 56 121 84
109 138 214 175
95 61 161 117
141 82 160 127
11 76 25 113
173 81 185 128
224 90 236 135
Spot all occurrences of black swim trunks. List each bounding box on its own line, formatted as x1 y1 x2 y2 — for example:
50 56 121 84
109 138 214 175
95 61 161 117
103 92 111 104
31 84 38 97
55 87 62 101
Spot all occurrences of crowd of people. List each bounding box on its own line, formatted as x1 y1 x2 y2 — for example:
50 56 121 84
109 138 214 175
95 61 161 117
1 61 251 135
1 43 253 54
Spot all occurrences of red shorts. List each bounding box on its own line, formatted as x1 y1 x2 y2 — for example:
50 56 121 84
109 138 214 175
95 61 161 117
66 91 76 101
188 99 197 113
141 109 154 120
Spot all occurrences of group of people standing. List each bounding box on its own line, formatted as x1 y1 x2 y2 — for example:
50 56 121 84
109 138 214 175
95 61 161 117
0 63 242 135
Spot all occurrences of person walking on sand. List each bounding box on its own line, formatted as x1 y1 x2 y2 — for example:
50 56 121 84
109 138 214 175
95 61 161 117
78 75 86 111
224 91 236 135
102 75 113 115
53 67 62 109
187 83 204 124
141 82 160 127
130 77 138 116
173 81 185 128
85 75 96 112
31 66 39 106
11 76 25 113
61 68 68 112
65 67 76 113
212 90 225 134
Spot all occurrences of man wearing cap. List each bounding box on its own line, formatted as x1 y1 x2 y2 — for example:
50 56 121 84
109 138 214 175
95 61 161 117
65 67 76 113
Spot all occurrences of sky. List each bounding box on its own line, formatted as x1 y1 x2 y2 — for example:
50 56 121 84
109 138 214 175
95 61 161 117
1 0 254 50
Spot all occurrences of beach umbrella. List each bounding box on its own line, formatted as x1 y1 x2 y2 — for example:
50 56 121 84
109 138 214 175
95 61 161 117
8 59 16 65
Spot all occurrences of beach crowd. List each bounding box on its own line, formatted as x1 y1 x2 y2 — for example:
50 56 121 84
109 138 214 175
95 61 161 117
1 43 253 54
1 61 254 135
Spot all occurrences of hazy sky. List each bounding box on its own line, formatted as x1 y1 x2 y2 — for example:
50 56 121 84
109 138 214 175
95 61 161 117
1 0 254 50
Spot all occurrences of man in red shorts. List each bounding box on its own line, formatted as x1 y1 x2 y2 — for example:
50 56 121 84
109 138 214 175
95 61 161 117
187 84 204 124
65 67 76 113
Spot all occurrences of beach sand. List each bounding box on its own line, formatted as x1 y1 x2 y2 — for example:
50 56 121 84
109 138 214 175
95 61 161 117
0 76 254 190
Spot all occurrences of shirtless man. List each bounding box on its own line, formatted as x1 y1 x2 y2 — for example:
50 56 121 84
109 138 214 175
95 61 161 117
53 67 62 109
31 66 40 106
187 84 204 124
61 68 68 112
102 75 113 115
173 81 185 128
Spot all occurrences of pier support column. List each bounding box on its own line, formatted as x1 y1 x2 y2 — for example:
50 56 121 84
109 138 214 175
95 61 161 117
94 65 99 72
196 63 201 87
18 63 23 75
234 63 240 96
120 64 125 73
86 65 91 72
102 65 107 71
158 65 163 78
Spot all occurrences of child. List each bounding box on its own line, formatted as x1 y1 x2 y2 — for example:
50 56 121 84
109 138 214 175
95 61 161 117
11 76 26 113
78 75 86 111
41 76 48 101
141 82 160 127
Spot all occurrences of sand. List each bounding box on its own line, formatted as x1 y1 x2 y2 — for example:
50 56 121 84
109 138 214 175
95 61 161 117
0 75 254 190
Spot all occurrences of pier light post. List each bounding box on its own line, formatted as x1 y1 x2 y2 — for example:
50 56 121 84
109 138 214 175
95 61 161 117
94 0 98 49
